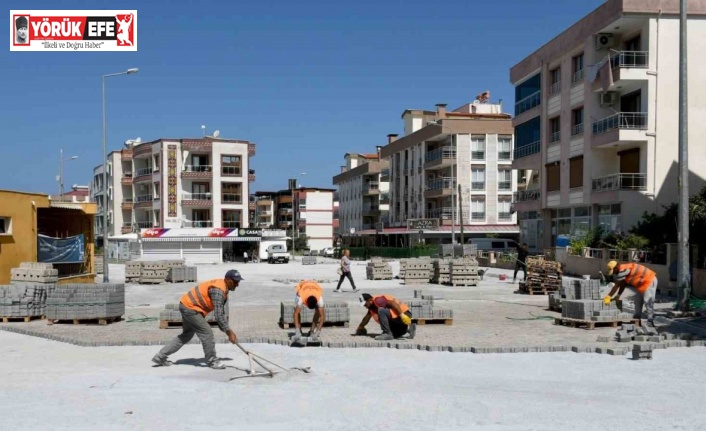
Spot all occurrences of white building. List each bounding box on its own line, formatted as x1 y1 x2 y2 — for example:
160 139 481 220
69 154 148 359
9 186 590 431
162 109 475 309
510 0 706 250
296 187 336 251
333 151 390 235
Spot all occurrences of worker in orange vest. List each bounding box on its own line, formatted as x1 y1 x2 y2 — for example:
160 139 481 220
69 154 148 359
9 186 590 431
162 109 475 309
152 269 242 369
292 280 326 344
356 293 416 341
604 260 658 326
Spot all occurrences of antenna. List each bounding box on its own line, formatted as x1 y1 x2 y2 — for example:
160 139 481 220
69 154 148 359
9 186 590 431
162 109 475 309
201 125 206 137
213 130 220 138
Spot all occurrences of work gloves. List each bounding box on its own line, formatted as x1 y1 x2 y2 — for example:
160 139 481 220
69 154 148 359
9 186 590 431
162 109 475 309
309 328 321 342
292 328 302 341
355 326 367 336
400 314 412 326
603 295 612 305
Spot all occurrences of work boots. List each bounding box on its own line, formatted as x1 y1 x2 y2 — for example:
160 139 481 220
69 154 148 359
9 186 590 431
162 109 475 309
151 354 173 367
375 333 394 341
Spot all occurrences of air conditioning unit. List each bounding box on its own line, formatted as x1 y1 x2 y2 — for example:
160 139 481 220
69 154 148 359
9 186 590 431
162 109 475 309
595 33 615 50
600 91 619 106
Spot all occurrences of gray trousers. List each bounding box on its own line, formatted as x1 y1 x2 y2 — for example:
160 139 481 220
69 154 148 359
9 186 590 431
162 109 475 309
157 303 217 362
378 308 412 338
633 278 657 322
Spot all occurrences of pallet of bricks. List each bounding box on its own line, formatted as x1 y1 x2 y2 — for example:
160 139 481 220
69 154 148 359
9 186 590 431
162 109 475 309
448 256 481 286
166 265 198 283
400 258 432 284
279 301 350 328
549 278 594 312
432 258 451 284
159 302 229 328
519 256 562 295
0 284 53 322
366 258 393 280
555 278 636 329
301 255 317 265
10 262 58 284
46 283 125 325
94 257 104 275
409 290 453 325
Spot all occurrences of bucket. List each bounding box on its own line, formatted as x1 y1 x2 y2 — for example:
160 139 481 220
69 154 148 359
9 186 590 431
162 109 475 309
499 274 507 281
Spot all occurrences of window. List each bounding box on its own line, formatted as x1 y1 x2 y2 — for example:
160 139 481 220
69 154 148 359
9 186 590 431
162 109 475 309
221 155 242 176
471 168 485 190
192 155 210 168
222 210 241 228
498 169 512 191
154 182 161 199
572 53 585 82
192 182 210 200
0 217 10 234
549 67 561 95
498 199 512 220
546 163 560 192
192 210 211 227
598 204 622 233
498 136 512 160
549 117 561 143
222 182 242 203
153 154 160 171
298 198 307 209
471 135 485 160
570 156 584 188
471 198 485 221
571 107 584 136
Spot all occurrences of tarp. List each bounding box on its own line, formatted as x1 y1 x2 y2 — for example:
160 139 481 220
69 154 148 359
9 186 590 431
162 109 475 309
38 234 85 263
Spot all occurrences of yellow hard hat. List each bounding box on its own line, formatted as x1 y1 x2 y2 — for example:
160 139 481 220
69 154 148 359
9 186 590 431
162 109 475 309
606 260 617 276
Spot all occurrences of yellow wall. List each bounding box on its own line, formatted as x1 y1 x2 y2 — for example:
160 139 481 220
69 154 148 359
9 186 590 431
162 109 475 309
0 190 50 285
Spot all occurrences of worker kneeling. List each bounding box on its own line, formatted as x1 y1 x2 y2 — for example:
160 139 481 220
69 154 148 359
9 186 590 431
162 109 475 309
292 280 326 344
357 293 416 341
604 260 657 326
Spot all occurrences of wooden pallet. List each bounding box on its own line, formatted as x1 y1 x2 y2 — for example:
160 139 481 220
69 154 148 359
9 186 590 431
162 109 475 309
413 318 453 325
443 282 480 287
159 319 220 329
279 320 349 329
1 315 45 323
553 317 640 330
48 316 122 326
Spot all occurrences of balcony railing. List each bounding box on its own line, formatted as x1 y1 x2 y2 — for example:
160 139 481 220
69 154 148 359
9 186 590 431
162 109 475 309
183 192 213 201
184 165 212 173
592 112 647 135
572 69 585 83
471 151 485 160
363 182 380 193
135 168 153 177
223 221 240 228
498 151 512 160
592 173 647 192
513 189 540 202
222 166 241 176
380 192 390 203
549 81 561 95
426 177 456 191
380 168 390 180
426 207 467 220
258 210 271 215
549 130 561 143
513 141 540 159
425 147 456 163
133 221 153 229
498 212 513 221
515 90 541 116
571 123 584 136
135 194 153 203
222 193 242 203
471 212 486 221
471 182 485 191
498 181 512 191
183 220 213 228
610 51 648 68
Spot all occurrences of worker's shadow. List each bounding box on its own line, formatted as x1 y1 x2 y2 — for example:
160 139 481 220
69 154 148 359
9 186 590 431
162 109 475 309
170 357 236 368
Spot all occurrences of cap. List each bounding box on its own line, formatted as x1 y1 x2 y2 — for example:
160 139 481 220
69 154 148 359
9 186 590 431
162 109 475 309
225 269 244 282
606 260 617 276
16 16 28 30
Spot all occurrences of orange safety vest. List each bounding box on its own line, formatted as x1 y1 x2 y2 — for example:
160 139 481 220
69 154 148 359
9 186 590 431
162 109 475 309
370 295 410 323
618 263 656 294
296 280 323 304
180 279 229 316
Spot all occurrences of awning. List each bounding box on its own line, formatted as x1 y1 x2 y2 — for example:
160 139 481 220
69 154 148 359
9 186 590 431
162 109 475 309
142 236 260 242
357 225 520 235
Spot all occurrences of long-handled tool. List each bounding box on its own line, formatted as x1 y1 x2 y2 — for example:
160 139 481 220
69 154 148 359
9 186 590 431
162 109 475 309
229 342 311 381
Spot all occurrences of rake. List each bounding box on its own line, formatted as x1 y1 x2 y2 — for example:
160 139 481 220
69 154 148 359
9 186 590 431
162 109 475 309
229 342 312 381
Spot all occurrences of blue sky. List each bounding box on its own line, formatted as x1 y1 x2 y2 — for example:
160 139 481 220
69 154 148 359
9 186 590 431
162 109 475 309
1 0 604 194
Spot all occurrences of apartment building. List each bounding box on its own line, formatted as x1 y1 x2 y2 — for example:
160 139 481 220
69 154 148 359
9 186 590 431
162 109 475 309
510 0 706 250
379 99 517 239
90 136 256 241
332 152 390 235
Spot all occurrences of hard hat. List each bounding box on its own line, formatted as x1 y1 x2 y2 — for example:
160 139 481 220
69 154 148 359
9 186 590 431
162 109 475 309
606 261 617 276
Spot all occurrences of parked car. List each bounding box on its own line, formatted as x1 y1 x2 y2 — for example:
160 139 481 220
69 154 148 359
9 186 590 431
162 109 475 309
322 247 335 257
466 238 519 253
266 244 290 264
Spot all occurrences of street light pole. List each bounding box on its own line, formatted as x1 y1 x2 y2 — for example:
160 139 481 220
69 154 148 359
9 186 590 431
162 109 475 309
677 0 690 311
102 68 139 283
58 149 79 198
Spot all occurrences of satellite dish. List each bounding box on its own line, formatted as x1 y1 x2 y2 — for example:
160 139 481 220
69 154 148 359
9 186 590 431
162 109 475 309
213 130 220 138
135 137 142 143
349 227 355 235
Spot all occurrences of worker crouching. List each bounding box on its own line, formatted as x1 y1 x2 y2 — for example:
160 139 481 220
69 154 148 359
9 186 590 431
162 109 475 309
292 280 326 344
604 260 657 326
356 293 416 341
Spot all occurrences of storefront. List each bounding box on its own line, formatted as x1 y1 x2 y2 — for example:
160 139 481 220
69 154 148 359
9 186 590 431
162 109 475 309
139 228 261 264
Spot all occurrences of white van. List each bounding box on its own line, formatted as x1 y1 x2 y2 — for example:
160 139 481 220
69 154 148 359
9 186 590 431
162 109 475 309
466 238 519 253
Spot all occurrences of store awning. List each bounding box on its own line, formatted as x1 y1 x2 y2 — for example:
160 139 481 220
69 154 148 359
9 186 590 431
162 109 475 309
142 236 260 242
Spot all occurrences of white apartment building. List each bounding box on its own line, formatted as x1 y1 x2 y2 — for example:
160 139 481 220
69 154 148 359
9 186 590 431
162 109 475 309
254 193 276 228
296 187 335 250
333 152 390 235
379 99 517 241
511 0 706 250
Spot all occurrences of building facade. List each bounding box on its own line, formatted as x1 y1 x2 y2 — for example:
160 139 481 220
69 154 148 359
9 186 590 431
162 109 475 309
511 0 706 250
379 99 517 239
90 136 256 241
332 152 390 235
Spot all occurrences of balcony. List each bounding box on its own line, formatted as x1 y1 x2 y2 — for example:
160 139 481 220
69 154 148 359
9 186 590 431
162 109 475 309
471 182 485 191
424 147 456 170
221 193 242 204
134 194 153 207
471 151 485 161
498 151 512 161
498 181 512 191
471 212 486 222
515 91 541 116
513 141 540 160
572 69 585 83
362 206 381 217
592 173 647 193
133 168 153 183
121 223 132 234
549 81 561 96
223 221 240 228
591 112 648 148
182 192 213 206
571 123 584 137
380 168 390 182
498 212 513 221
279 208 293 215
133 221 153 230
258 210 272 216
593 51 649 92
183 220 213 228
426 207 468 223
121 172 133 186
424 177 456 198
222 166 241 177
248 143 256 157
362 182 380 195
249 201 256 211
513 189 540 202
257 199 273 206
380 192 390 204
120 149 133 161
549 130 561 143
182 165 213 179
121 198 133 210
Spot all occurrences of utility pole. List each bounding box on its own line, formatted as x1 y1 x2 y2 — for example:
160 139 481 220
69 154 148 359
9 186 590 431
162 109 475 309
677 0 690 311
458 183 465 246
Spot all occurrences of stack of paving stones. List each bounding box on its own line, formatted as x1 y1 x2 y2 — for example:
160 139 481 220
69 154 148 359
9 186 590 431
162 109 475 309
0 284 53 319
432 258 452 284
46 283 125 322
448 257 481 286
125 261 142 282
10 262 58 284
521 258 562 294
139 261 169 284
410 290 453 322
366 258 393 280
279 301 350 328
400 258 433 284
301 256 318 265
159 302 228 326
166 266 198 283
94 258 104 274
550 278 601 312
